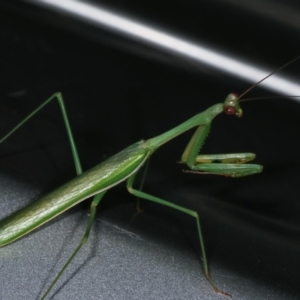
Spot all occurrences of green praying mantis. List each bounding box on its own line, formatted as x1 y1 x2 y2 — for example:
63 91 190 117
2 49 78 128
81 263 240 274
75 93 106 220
0 56 298 299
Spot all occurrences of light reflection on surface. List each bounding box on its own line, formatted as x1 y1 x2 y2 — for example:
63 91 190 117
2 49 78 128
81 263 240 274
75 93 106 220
37 0 300 100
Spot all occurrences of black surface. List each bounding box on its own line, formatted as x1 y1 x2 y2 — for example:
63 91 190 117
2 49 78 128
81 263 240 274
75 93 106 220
0 1 300 299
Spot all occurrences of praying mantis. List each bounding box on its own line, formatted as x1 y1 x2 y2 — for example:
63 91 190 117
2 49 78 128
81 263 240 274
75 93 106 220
0 57 299 299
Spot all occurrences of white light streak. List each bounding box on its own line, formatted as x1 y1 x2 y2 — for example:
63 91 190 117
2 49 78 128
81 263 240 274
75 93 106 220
36 0 300 100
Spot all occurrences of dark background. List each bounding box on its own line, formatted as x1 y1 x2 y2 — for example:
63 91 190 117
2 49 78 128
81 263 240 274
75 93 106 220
0 1 299 299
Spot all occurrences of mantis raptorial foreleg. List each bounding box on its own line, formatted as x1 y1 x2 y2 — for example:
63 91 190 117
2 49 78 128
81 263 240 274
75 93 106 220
181 122 261 177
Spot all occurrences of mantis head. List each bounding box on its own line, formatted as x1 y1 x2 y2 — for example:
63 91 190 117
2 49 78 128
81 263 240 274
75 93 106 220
223 93 243 117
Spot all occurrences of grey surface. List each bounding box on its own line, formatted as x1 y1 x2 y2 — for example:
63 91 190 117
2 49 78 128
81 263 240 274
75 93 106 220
0 173 297 300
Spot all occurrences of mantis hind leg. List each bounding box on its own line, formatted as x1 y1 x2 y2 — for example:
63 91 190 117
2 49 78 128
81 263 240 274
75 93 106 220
40 191 107 300
0 93 95 299
126 174 231 297
0 92 82 175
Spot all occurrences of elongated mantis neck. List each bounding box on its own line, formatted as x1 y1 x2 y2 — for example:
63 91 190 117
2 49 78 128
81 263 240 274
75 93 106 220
147 103 223 150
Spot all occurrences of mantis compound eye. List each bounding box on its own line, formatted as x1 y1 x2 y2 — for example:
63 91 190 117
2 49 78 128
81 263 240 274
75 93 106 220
223 106 236 115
